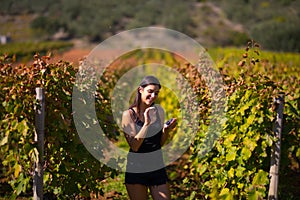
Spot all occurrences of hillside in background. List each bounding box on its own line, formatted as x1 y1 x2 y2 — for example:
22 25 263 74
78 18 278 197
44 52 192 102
0 0 299 52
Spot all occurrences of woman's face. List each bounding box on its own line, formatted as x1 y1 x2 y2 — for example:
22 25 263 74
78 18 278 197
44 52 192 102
139 84 160 106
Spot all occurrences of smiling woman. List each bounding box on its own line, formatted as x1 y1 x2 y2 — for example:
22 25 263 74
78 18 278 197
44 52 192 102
121 75 177 200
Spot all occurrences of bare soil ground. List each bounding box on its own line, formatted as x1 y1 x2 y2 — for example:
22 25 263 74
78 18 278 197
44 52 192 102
50 48 90 66
49 39 96 66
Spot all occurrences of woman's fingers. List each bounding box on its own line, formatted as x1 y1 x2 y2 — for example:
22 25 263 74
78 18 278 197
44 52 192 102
164 118 177 129
144 107 157 125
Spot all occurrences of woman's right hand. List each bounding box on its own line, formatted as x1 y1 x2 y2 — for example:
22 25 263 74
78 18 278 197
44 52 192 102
144 106 157 126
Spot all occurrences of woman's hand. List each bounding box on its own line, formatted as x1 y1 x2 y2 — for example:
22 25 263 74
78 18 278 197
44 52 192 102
164 118 177 130
161 118 177 146
144 106 157 126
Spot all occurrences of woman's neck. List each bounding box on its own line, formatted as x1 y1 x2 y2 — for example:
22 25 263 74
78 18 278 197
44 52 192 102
138 103 150 117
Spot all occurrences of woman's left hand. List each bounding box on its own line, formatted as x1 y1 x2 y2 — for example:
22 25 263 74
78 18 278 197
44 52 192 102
164 118 177 130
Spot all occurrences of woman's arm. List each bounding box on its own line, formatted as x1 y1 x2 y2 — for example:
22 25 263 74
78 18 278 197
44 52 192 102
156 105 177 146
122 107 155 152
161 118 177 145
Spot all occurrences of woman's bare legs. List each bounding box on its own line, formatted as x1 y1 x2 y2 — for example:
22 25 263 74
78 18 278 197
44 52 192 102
126 184 148 200
149 183 171 200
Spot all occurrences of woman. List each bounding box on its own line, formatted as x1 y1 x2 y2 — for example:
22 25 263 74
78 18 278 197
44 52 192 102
122 75 177 200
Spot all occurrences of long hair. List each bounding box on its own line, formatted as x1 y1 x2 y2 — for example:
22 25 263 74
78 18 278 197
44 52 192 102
129 76 161 114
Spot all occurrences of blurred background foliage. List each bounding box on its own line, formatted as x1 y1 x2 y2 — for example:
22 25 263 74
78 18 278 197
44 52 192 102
0 0 299 52
0 0 299 199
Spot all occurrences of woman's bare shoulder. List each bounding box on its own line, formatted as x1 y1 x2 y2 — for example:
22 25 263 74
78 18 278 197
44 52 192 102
122 109 131 118
122 108 136 123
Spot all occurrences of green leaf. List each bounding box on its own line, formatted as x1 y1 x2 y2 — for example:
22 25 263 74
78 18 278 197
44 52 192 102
252 170 268 185
296 147 300 159
197 163 208 175
243 90 252 100
188 191 196 200
241 147 252 160
226 147 237 161
243 137 257 151
16 174 25 195
219 188 234 200
248 190 259 200
238 97 255 116
183 177 189 184
17 119 29 136
236 166 246 177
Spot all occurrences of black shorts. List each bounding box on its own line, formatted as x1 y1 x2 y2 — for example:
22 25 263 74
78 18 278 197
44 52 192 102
125 168 168 186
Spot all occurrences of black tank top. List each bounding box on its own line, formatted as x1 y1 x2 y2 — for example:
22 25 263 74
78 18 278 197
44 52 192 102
129 107 163 153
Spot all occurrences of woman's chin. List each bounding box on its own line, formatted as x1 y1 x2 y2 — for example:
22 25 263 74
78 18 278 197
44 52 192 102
146 101 153 106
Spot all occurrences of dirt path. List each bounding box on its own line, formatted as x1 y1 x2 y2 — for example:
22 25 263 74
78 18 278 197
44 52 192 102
51 48 90 66
50 39 97 66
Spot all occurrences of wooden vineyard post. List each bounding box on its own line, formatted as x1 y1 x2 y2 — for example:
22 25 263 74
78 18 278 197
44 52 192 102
33 87 45 200
268 93 284 200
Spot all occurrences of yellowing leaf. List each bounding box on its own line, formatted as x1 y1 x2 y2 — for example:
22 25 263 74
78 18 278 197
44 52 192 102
219 188 234 200
236 166 246 177
14 164 22 178
17 119 29 136
0 136 8 146
296 148 300 158
227 133 236 141
228 167 235 178
237 182 244 189
224 133 236 146
241 147 252 160
246 114 255 125
252 170 268 185
198 163 208 175
226 147 237 161
243 137 257 151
